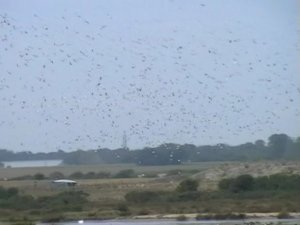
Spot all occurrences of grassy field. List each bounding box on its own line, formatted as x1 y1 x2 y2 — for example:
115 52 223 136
0 161 300 222
0 161 224 179
0 161 225 200
1 161 300 199
0 177 179 200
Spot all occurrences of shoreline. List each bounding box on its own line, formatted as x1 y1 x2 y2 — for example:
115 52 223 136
1 213 300 224
131 212 300 220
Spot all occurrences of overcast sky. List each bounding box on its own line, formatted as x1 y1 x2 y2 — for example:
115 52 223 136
0 0 299 152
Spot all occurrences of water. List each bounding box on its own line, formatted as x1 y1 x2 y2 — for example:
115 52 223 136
2 159 63 168
41 218 300 225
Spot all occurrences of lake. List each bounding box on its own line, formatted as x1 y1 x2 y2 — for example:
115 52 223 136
40 218 300 225
2 159 63 168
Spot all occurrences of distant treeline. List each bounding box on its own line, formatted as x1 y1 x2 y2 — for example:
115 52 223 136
0 133 299 165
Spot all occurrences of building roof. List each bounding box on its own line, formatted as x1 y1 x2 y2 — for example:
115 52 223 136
52 179 77 184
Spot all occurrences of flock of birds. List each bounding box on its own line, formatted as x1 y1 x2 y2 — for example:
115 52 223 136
0 3 299 152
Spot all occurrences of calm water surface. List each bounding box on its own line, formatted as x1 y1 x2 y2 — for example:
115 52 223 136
3 159 62 168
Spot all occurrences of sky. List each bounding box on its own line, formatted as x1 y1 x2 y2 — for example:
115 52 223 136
0 0 299 152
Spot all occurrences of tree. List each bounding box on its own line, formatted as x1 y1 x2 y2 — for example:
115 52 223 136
268 134 292 159
176 179 199 193
255 140 265 147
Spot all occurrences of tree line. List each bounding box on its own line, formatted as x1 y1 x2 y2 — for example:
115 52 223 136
0 133 299 166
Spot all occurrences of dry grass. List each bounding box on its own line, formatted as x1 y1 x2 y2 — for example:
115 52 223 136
0 162 224 200
0 161 223 178
0 177 179 200
2 161 299 200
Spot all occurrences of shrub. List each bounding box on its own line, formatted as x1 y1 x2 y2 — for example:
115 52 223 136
231 175 254 193
85 171 97 179
195 214 214 220
277 211 291 219
116 203 129 212
69 171 111 179
11 175 34 180
196 213 246 220
49 171 64 179
138 209 151 215
219 174 300 192
41 214 65 223
33 173 45 180
97 171 111 178
36 191 88 211
125 191 161 203
114 169 136 178
173 191 201 201
69 171 84 179
116 203 130 216
219 174 254 193
176 215 188 221
0 187 19 199
218 178 232 190
176 179 199 193
255 174 300 191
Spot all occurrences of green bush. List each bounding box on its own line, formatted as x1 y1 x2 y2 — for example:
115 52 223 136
97 171 111 178
68 171 111 179
219 174 300 192
114 169 136 178
255 174 300 191
195 214 214 220
49 171 65 179
69 171 84 179
277 211 291 219
116 203 131 216
41 214 65 223
33 173 45 180
138 209 151 215
85 171 97 179
176 215 188 221
218 178 232 190
11 175 34 180
172 191 201 201
230 175 254 193
125 191 161 203
176 179 199 193
0 187 19 199
218 174 254 193
196 213 246 220
36 191 88 211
